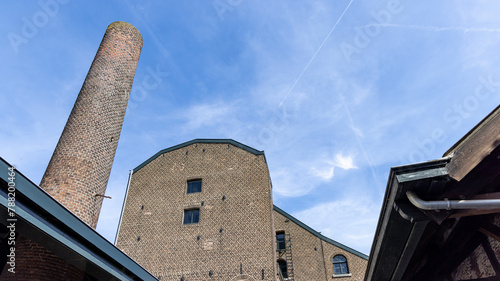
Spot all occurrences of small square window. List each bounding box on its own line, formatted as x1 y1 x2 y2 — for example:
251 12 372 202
183 209 199 224
187 179 202 194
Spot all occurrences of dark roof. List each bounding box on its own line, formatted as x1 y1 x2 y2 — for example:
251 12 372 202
365 105 500 280
365 146 500 280
0 157 158 281
273 205 369 260
133 139 264 173
364 158 450 281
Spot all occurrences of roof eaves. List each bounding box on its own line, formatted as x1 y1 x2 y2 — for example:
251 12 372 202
364 157 451 281
273 205 369 260
0 157 158 281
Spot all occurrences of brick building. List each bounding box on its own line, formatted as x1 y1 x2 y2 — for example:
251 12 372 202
0 18 367 280
116 139 368 280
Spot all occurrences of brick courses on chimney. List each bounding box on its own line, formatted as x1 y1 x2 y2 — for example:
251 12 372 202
40 21 142 228
0 21 143 281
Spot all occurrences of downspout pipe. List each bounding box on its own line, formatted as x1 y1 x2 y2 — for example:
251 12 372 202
406 191 500 211
114 169 133 245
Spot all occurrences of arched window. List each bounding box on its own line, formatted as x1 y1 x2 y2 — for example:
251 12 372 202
277 259 288 278
332 255 349 275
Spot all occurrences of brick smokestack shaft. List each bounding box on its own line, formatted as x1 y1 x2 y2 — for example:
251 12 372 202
40 21 142 228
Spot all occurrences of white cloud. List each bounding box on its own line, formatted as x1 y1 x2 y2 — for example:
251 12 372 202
182 103 233 130
333 153 357 170
273 167 316 197
311 166 335 181
294 196 380 255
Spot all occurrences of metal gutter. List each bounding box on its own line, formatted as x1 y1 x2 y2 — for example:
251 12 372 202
407 190 500 210
364 158 451 281
115 169 133 245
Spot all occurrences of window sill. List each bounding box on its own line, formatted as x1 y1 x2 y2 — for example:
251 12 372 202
333 273 352 278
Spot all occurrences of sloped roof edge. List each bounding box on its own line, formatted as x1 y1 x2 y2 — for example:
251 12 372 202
0 157 158 281
133 139 264 174
273 205 369 260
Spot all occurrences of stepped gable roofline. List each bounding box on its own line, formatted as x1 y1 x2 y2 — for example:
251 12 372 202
133 139 265 174
273 205 369 260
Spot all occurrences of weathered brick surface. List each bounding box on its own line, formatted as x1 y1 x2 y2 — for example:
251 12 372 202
321 240 367 280
40 21 142 228
451 213 500 280
0 235 84 281
273 210 367 281
116 142 276 280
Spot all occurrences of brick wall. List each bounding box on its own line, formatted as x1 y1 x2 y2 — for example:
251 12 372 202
451 214 500 280
40 21 143 228
0 235 83 281
116 141 276 280
273 210 367 281
321 240 367 280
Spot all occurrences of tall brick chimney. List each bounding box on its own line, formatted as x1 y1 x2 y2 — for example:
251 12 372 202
40 21 143 228
0 22 143 281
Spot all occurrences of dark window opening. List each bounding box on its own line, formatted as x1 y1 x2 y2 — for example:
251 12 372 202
187 179 202 194
276 231 286 251
333 255 349 275
277 260 288 278
183 209 199 224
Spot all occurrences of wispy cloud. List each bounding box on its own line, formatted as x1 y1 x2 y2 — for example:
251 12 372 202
181 102 234 131
311 166 335 181
294 196 380 254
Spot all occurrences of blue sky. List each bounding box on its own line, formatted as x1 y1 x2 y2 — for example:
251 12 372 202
2 1 500 255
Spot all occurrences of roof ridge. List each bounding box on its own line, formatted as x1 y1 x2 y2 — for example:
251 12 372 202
133 139 264 173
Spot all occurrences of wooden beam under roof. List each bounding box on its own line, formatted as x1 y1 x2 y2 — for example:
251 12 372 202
444 104 500 181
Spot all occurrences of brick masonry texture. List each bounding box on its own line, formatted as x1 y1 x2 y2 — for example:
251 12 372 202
116 142 276 280
39 21 143 228
117 140 368 281
274 210 367 281
0 235 84 281
451 214 500 280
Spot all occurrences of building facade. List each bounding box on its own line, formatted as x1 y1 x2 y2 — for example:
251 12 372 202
116 139 368 281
